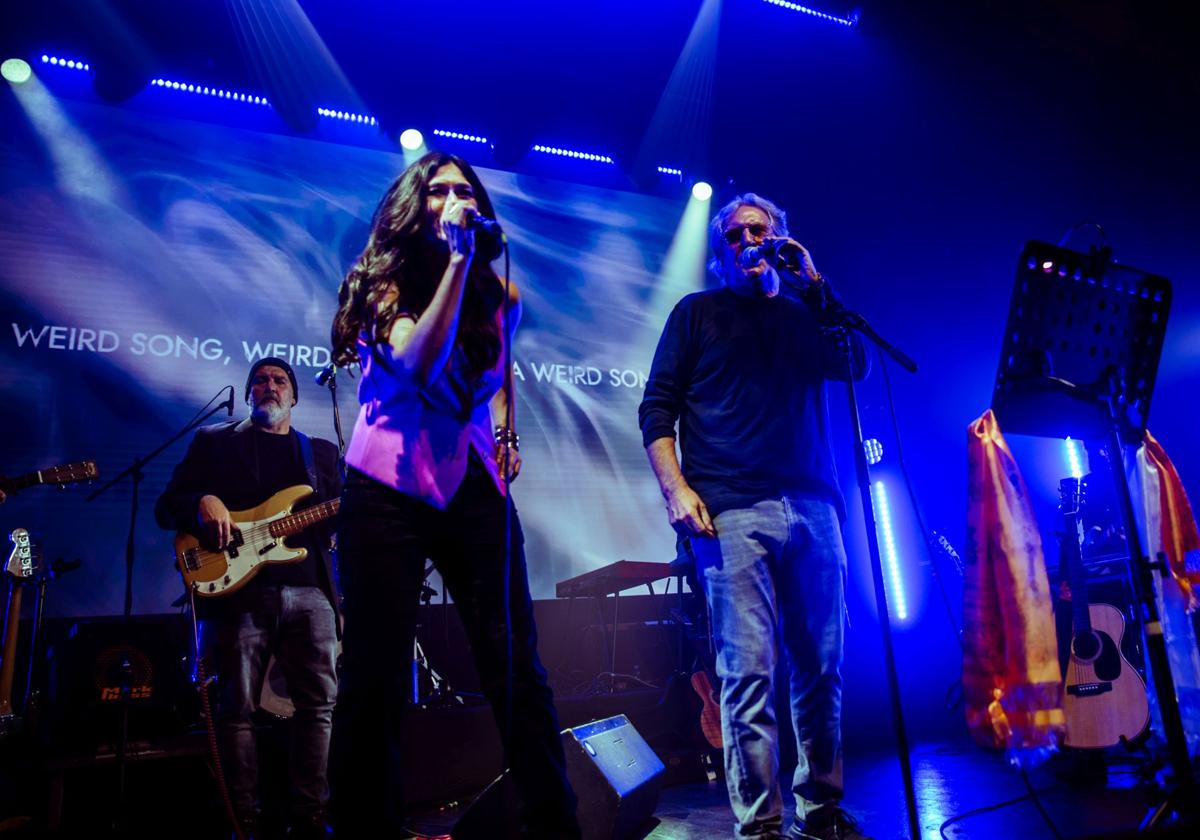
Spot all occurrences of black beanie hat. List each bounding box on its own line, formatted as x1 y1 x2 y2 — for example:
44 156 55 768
245 357 299 404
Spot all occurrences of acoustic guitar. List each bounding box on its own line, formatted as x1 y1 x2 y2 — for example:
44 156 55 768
1058 477 1149 748
0 461 98 497
690 668 723 750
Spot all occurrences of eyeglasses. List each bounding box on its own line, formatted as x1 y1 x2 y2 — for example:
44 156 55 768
722 223 770 244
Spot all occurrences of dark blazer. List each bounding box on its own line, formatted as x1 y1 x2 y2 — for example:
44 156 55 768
155 418 344 622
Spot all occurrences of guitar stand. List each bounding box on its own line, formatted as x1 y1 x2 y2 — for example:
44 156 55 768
990 241 1195 830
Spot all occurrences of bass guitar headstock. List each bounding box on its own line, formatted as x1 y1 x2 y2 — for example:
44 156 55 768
6 528 43 580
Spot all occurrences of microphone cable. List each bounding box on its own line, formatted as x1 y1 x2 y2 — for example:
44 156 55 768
499 232 516 809
877 329 1065 840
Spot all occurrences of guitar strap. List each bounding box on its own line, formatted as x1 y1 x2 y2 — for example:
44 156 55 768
295 430 319 495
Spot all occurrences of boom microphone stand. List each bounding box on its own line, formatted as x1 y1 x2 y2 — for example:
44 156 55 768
86 385 237 617
314 364 347 456
85 385 235 832
788 273 923 840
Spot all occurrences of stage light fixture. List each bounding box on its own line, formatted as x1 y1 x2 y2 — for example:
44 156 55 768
2 58 32 84
871 480 908 622
532 144 614 164
40 54 90 72
657 166 683 178
863 438 883 465
400 128 424 150
317 107 376 125
760 0 859 27
691 181 713 201
1064 437 1084 480
150 77 270 108
432 129 489 144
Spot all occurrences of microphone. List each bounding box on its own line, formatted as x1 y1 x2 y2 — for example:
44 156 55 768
225 385 235 416
315 363 336 386
467 213 504 239
738 239 801 270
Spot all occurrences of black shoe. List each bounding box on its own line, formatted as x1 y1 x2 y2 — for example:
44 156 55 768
288 810 335 839
792 805 872 840
233 813 261 840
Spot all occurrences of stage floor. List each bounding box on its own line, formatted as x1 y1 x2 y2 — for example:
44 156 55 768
412 734 1173 839
643 738 1159 839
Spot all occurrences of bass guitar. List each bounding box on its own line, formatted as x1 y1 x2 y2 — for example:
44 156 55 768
1058 477 1149 748
1 529 42 725
176 485 338 598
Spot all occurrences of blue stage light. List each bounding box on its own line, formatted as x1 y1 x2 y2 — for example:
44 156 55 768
40 54 90 72
1064 437 1084 479
432 129 489 144
871 480 908 622
691 181 713 201
532 144 614 164
863 438 883 465
151 76 270 108
316 107 378 125
760 1 859 27
657 166 683 177
2 58 32 84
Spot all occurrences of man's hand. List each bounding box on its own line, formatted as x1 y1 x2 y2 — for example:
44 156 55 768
664 482 716 538
197 494 235 550
767 237 822 285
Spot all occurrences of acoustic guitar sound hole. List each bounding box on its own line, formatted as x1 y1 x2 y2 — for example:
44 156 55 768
1072 630 1101 660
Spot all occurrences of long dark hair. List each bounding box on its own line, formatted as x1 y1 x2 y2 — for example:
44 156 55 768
331 152 505 376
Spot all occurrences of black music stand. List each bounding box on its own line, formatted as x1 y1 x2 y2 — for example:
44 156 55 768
990 240 1194 827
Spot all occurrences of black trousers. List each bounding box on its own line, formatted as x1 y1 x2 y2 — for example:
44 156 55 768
330 456 580 838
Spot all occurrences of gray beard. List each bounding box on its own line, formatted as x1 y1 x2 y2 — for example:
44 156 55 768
251 401 288 428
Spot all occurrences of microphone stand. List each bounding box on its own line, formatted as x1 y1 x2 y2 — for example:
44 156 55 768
87 387 237 617
85 386 235 833
315 364 347 456
787 272 922 840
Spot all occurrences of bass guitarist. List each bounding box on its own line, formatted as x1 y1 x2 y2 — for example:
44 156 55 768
155 357 342 839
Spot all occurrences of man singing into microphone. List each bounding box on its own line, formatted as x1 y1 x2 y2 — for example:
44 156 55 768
639 194 869 840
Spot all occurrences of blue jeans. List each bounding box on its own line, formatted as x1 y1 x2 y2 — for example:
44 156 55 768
200 584 339 820
691 496 847 838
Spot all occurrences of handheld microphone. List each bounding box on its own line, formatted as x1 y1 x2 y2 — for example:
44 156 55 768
467 213 504 239
315 363 336 386
738 239 800 270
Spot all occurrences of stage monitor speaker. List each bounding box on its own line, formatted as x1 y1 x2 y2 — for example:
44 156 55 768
451 714 665 840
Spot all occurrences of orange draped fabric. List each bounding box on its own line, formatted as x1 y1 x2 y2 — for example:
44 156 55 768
964 410 1065 750
1142 430 1200 611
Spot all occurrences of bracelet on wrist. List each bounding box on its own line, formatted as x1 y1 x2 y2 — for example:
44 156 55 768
494 425 520 450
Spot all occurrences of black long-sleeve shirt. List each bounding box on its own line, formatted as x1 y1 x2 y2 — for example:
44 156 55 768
638 286 865 520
